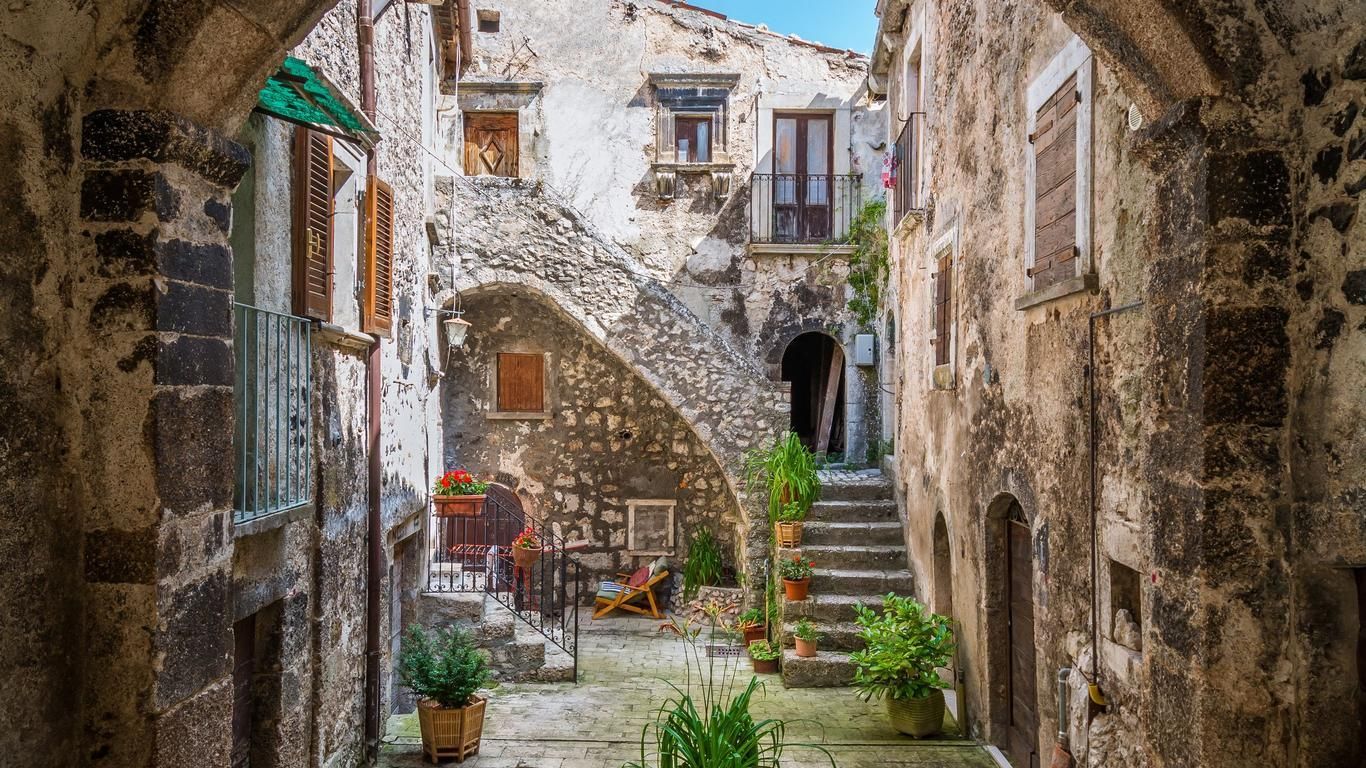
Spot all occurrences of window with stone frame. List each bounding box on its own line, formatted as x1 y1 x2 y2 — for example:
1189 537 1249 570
495 352 545 413
647 73 738 199
627 499 676 556
927 225 957 389
1023 36 1094 301
674 115 712 163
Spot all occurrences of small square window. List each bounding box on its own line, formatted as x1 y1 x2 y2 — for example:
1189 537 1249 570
627 500 676 556
496 352 544 413
477 10 499 33
674 116 712 163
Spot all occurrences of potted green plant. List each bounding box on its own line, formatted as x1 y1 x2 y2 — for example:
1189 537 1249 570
682 526 724 601
793 618 819 658
849 594 956 738
511 525 542 568
775 500 805 548
778 555 814 601
743 431 821 524
398 625 492 763
747 640 781 674
432 469 490 518
736 608 766 646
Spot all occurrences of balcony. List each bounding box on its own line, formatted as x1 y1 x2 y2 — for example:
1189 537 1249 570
233 303 313 526
893 113 925 228
750 173 862 248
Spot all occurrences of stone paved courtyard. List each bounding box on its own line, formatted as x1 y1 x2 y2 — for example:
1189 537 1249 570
379 615 999 767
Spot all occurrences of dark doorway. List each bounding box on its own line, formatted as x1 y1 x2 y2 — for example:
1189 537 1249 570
1007 502 1038 768
231 614 255 768
1357 568 1366 759
231 602 283 768
933 514 954 619
781 332 844 455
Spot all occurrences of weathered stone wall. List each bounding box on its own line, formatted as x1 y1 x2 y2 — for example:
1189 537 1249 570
441 289 740 586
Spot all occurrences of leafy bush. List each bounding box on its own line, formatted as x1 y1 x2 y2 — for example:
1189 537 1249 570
397 625 491 708
778 555 814 582
849 594 955 701
747 640 781 661
682 527 724 601
794 619 819 643
743 432 821 523
843 199 890 330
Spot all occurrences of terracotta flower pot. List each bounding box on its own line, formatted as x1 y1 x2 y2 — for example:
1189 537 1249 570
750 656 779 674
512 544 542 568
886 690 945 738
794 636 818 657
742 624 767 645
434 494 486 518
775 521 803 548
783 577 811 601
417 696 487 763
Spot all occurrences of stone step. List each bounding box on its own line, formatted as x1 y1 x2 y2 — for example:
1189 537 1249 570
806 499 899 523
417 591 485 625
783 544 906 570
780 648 856 687
816 474 893 502
808 567 914 594
470 606 516 645
782 593 885 624
780 620 866 652
801 521 904 547
487 637 546 681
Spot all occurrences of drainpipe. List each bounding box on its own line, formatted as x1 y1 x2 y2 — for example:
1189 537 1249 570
1085 301 1142 709
359 0 383 759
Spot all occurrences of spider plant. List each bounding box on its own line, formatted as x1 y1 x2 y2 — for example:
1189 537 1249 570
625 608 833 768
742 431 821 523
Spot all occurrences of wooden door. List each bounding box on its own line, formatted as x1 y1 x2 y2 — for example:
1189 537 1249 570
464 112 519 177
1007 505 1039 768
231 614 256 768
773 113 833 242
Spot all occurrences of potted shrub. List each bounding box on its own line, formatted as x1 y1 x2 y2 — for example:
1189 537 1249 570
775 500 805 548
850 594 956 738
794 618 819 658
511 525 542 568
743 431 821 524
398 625 492 763
779 555 814 601
736 608 766 646
747 640 781 674
432 469 490 518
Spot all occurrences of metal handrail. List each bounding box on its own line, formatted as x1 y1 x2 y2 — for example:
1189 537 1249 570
750 172 862 244
424 493 582 680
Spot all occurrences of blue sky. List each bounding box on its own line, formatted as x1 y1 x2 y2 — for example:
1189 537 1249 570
687 0 879 54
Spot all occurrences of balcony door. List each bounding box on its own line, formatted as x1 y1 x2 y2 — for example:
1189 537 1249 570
773 113 833 242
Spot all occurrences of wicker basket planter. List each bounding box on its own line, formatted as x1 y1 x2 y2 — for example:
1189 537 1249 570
511 544 542 568
417 696 487 763
794 636 818 657
886 690 945 738
434 494 485 518
775 521 803 548
783 577 811 601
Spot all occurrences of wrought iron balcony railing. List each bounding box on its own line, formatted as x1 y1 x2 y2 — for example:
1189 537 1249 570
893 113 925 226
750 173 862 245
233 303 313 525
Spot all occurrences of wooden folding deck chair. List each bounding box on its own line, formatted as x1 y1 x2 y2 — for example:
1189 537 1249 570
592 567 670 619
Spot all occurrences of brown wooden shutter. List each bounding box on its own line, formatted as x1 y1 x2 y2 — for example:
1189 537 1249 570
464 113 519 177
497 353 544 412
364 175 395 335
292 127 333 321
933 254 952 367
1031 72 1079 291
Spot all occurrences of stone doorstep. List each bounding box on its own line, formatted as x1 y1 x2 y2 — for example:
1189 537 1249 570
780 648 856 687
807 567 915 594
783 593 887 624
806 499 900 522
417 590 486 624
801 520 906 547
783 544 907 570
780 619 866 652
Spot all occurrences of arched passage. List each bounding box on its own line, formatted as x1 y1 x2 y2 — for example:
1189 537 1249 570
781 331 845 455
932 512 954 619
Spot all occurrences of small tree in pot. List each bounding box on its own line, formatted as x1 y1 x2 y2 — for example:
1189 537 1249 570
399 625 492 763
849 594 955 738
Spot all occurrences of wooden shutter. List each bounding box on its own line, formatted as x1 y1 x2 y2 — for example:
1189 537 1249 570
1031 72 1079 291
464 113 519 177
364 176 395 335
292 128 333 321
933 254 952 367
497 353 544 412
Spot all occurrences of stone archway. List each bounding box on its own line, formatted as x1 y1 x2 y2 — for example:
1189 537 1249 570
781 331 846 455
932 511 954 619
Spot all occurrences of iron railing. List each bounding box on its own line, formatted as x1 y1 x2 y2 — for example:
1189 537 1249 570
893 113 925 225
751 173 861 244
233 303 313 524
424 492 582 678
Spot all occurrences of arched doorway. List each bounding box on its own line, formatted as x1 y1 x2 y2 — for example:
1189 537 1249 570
932 513 954 619
781 332 845 455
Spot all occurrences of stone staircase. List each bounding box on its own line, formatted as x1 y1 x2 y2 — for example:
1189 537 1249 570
418 591 575 683
778 470 912 687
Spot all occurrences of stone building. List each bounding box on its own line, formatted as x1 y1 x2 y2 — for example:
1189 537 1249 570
872 0 1366 767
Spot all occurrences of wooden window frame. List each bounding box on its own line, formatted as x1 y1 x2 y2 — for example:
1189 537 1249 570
626 499 677 557
463 111 520 178
489 351 553 419
673 115 713 164
1023 36 1093 302
292 127 334 321
928 224 957 391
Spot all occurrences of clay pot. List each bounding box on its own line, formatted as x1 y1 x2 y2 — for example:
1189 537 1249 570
742 624 767 646
794 636 818 657
434 494 486 518
750 656 779 674
783 577 811 601
886 690 945 738
512 544 542 568
417 696 487 763
775 521 803 548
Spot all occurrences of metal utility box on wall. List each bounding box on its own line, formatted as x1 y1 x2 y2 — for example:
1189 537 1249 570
853 334 876 366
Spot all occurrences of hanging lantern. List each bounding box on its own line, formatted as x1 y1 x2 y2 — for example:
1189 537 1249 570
443 315 471 348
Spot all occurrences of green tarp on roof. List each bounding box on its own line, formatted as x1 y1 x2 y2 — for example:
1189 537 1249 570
257 57 378 142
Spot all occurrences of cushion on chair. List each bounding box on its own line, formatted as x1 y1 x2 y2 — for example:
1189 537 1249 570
627 566 652 588
649 557 669 577
596 582 628 601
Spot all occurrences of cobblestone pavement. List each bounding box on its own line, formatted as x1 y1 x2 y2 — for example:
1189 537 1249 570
380 615 998 768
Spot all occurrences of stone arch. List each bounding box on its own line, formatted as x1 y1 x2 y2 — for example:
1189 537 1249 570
780 331 847 454
932 510 954 619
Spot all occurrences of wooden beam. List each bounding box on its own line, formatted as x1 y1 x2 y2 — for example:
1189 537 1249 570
814 343 844 455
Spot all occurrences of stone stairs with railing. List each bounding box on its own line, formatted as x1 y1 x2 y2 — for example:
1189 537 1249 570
777 469 912 687
418 591 576 683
